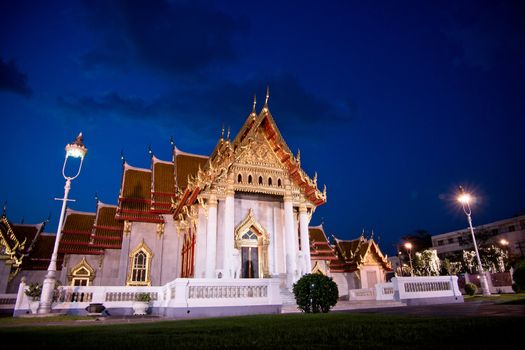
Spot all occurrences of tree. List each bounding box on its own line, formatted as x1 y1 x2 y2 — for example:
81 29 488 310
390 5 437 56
412 249 441 276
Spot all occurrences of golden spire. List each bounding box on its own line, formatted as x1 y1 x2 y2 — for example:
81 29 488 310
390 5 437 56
264 86 270 106
252 94 257 114
221 124 225 140
296 148 301 164
226 126 230 140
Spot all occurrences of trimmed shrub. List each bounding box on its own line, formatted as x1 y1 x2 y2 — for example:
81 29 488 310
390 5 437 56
512 259 525 291
292 273 338 313
464 282 477 296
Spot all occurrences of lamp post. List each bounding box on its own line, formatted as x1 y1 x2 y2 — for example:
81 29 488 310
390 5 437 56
39 133 87 314
404 242 414 276
457 186 491 295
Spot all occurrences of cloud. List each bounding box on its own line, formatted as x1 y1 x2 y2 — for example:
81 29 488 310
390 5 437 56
56 74 355 135
80 0 247 75
0 57 33 97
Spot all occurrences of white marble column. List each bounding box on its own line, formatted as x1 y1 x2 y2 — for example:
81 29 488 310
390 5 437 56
284 194 297 287
299 205 312 274
194 205 208 278
205 195 218 278
222 190 235 278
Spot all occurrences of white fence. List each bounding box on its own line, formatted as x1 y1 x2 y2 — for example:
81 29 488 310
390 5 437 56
348 288 376 301
391 276 462 303
14 278 281 316
375 283 395 301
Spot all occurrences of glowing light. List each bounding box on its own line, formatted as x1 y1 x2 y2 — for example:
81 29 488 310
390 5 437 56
500 239 509 246
404 242 412 250
65 132 87 159
457 193 471 204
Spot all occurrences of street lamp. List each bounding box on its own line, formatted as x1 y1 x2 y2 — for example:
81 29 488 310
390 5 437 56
457 186 491 295
39 133 87 314
404 242 414 276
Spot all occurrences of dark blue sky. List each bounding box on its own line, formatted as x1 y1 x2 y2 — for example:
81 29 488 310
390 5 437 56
1 0 524 256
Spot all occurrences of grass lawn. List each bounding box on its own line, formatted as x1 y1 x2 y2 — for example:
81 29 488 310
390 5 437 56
464 292 525 304
0 312 523 349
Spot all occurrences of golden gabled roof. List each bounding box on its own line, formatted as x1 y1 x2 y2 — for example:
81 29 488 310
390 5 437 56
172 93 327 219
332 235 392 271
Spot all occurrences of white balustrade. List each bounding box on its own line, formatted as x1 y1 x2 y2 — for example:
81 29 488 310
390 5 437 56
14 277 282 315
349 288 376 300
375 283 395 301
391 276 462 301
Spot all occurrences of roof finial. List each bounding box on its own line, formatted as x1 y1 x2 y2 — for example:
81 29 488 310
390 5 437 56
170 136 175 147
120 150 126 164
265 86 270 106
370 229 374 240
94 192 99 205
226 126 231 140
252 94 257 114
2 201 6 217
148 144 153 158
361 229 365 238
46 212 51 223
221 124 225 140
296 148 301 164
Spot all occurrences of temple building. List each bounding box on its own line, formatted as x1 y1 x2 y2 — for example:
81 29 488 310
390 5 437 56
1 93 392 311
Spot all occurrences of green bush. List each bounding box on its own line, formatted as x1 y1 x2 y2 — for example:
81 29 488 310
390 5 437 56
25 282 42 301
464 282 477 296
292 273 338 313
512 259 525 291
135 292 152 302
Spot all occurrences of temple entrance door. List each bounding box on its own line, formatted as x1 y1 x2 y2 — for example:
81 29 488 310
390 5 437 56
241 246 259 278
240 230 260 278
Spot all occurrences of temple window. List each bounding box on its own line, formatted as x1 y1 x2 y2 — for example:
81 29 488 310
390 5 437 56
278 178 282 187
238 174 242 183
268 177 273 186
258 176 263 185
248 175 253 184
127 240 153 286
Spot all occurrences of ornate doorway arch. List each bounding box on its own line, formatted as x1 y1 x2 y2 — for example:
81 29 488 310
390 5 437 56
234 209 270 278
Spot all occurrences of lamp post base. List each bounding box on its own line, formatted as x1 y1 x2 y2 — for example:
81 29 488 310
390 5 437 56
480 274 491 296
39 272 57 314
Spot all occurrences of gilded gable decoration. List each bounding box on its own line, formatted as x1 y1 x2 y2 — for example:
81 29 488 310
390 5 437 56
68 257 96 286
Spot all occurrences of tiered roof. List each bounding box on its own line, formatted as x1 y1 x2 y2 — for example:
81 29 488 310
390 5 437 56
330 234 392 273
91 203 124 249
21 233 63 270
0 214 48 270
58 203 125 255
116 163 164 223
151 156 176 213
309 224 337 261
58 209 99 255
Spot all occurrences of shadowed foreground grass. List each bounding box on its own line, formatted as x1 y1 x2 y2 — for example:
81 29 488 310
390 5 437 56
0 312 523 349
